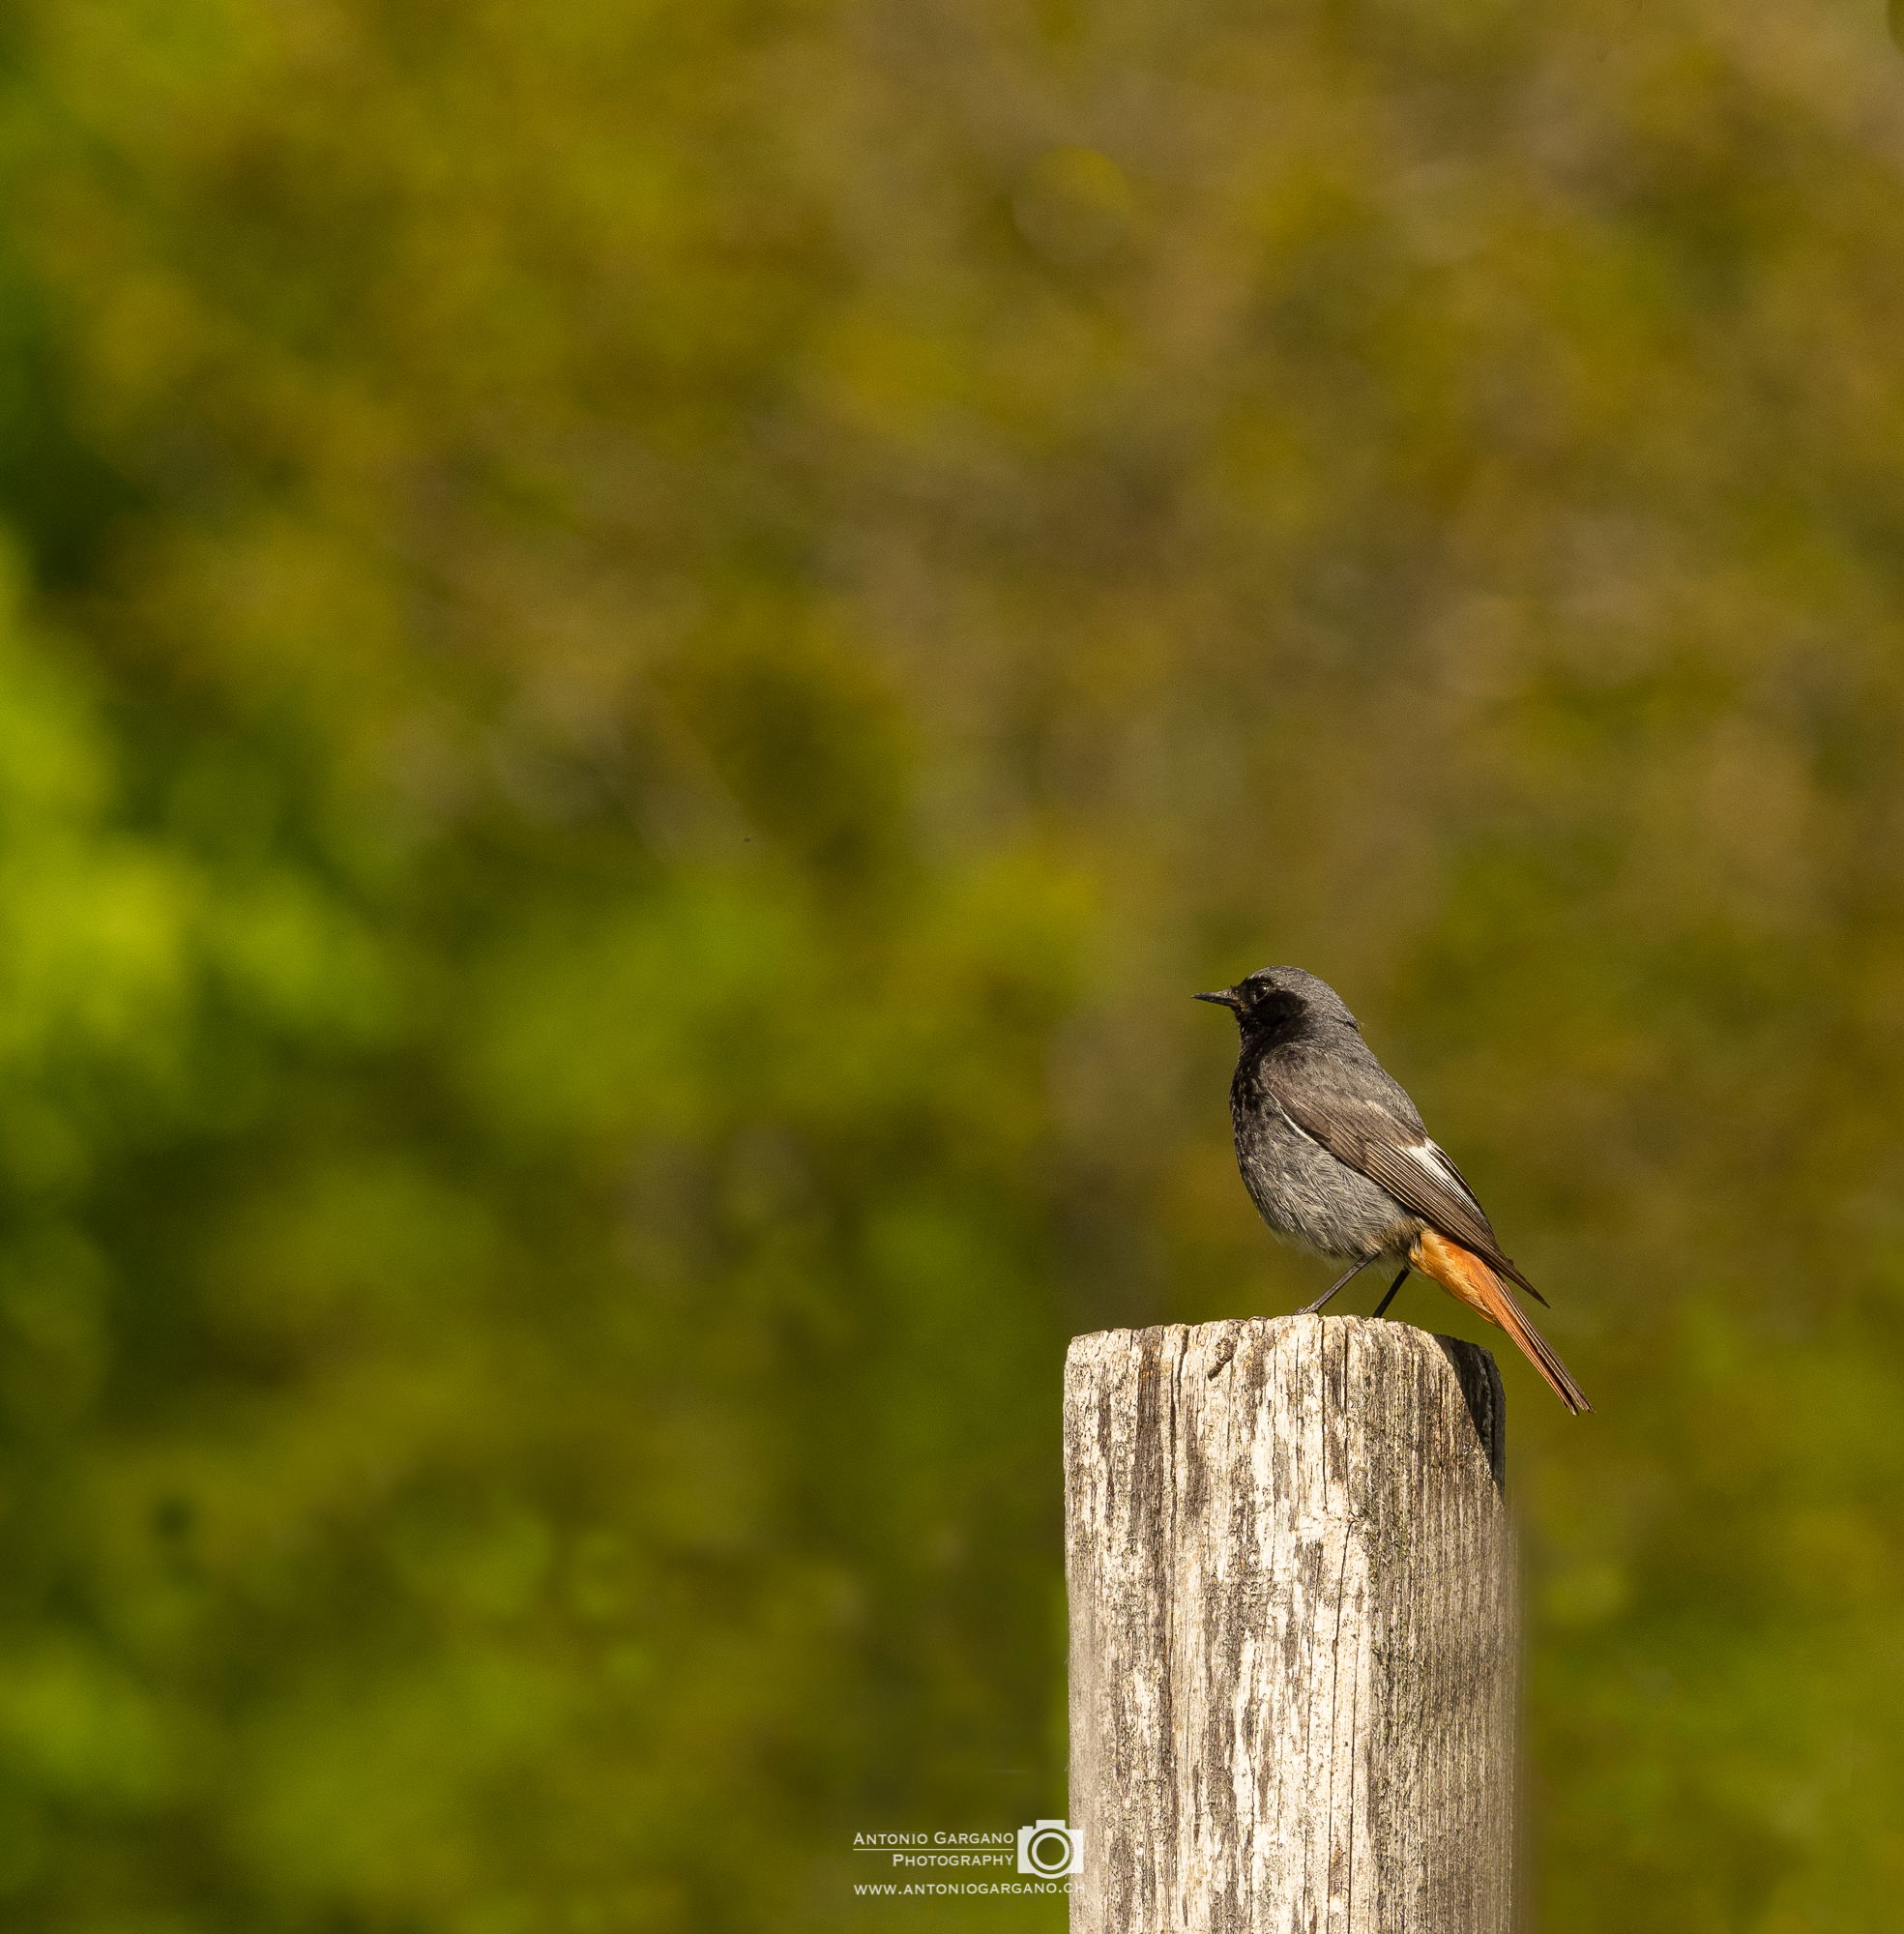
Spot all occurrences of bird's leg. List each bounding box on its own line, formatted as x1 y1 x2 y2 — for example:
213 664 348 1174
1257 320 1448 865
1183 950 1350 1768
1302 1253 1375 1314
1370 1266 1410 1319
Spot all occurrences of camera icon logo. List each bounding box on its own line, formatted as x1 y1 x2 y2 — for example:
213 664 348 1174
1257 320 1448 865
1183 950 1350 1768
1016 1818 1084 1877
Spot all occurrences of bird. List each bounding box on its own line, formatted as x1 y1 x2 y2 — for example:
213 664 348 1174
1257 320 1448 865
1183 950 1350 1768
1195 965 1592 1414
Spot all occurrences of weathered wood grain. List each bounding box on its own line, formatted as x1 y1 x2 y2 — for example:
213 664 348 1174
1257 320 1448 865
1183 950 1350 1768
1065 1314 1514 1934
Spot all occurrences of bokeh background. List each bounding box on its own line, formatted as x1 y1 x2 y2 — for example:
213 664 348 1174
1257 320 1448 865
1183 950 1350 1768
0 0 1899 1927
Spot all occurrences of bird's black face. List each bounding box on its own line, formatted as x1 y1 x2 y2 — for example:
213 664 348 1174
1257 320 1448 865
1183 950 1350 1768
1194 972 1306 1035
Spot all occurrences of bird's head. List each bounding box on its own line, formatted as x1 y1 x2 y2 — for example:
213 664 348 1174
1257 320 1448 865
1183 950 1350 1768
1194 965 1359 1036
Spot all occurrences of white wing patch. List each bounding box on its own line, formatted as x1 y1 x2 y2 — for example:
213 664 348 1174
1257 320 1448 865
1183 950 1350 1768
1402 1139 1485 1215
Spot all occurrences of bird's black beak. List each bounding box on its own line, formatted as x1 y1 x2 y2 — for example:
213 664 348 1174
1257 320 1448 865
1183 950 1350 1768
1194 989 1241 1011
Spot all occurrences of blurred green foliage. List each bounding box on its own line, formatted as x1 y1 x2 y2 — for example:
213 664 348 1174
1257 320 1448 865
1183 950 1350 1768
0 0 1897 1927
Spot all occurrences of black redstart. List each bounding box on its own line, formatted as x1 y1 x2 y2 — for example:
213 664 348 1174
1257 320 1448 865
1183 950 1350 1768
1196 965 1592 1414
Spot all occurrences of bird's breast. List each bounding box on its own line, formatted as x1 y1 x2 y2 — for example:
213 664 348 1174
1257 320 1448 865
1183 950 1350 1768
1229 1090 1420 1263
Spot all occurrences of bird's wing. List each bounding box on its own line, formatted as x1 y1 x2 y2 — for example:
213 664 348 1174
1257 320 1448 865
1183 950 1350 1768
1267 1066 1548 1304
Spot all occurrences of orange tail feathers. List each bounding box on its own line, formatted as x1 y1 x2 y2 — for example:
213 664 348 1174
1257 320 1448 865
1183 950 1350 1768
1410 1228 1594 1416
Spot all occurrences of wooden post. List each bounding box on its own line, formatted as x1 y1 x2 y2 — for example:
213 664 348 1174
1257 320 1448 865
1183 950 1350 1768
1065 1313 1514 1934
